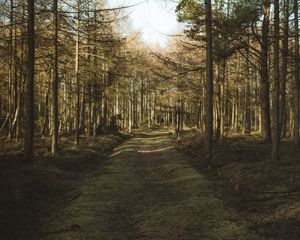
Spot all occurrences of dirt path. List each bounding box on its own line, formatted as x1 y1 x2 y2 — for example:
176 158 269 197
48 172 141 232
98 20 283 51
40 130 256 240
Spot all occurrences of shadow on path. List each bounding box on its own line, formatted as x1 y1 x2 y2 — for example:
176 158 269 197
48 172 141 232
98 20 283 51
40 130 257 240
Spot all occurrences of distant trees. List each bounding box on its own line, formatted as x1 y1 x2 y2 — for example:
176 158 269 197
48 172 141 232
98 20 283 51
0 0 299 161
173 0 300 160
0 0 162 157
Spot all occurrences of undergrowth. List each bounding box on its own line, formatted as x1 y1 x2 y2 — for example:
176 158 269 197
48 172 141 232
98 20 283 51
177 130 300 240
0 133 129 240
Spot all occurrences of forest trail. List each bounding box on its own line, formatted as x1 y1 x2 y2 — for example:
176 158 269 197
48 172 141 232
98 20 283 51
40 130 255 240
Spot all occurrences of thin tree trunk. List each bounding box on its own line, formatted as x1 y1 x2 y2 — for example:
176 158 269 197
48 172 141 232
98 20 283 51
87 81 92 139
244 32 251 134
41 81 50 137
272 0 280 161
141 77 144 123
16 15 25 143
128 79 132 133
216 62 221 141
74 0 80 145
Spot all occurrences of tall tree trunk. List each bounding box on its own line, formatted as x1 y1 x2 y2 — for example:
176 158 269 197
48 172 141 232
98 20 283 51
92 87 97 137
52 0 59 155
128 79 133 133
16 53 23 142
8 0 14 141
293 0 300 144
205 0 214 160
16 10 25 143
216 62 221 141
280 0 289 138
244 32 251 135
41 79 50 137
92 18 97 137
244 72 251 134
87 82 92 139
74 0 80 145
24 0 35 159
140 78 144 123
260 1 272 142
272 0 280 161
79 79 85 132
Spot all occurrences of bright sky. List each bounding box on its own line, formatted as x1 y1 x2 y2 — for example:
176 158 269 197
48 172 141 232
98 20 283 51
107 0 181 47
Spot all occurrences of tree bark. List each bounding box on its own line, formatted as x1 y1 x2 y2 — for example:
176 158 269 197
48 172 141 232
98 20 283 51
24 0 35 160
74 0 80 145
52 0 59 155
293 0 300 144
8 0 14 141
272 0 280 161
280 0 289 138
260 1 272 142
205 0 214 160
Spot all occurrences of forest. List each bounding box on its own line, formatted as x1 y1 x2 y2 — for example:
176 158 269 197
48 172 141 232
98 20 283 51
0 0 299 239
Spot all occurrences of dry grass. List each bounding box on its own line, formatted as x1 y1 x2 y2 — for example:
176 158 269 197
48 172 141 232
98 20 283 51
39 131 258 240
0 133 128 240
177 131 300 240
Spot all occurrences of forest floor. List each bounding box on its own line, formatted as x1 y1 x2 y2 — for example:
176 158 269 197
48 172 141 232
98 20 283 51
1 129 259 240
177 129 300 240
0 129 298 240
0 133 128 240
